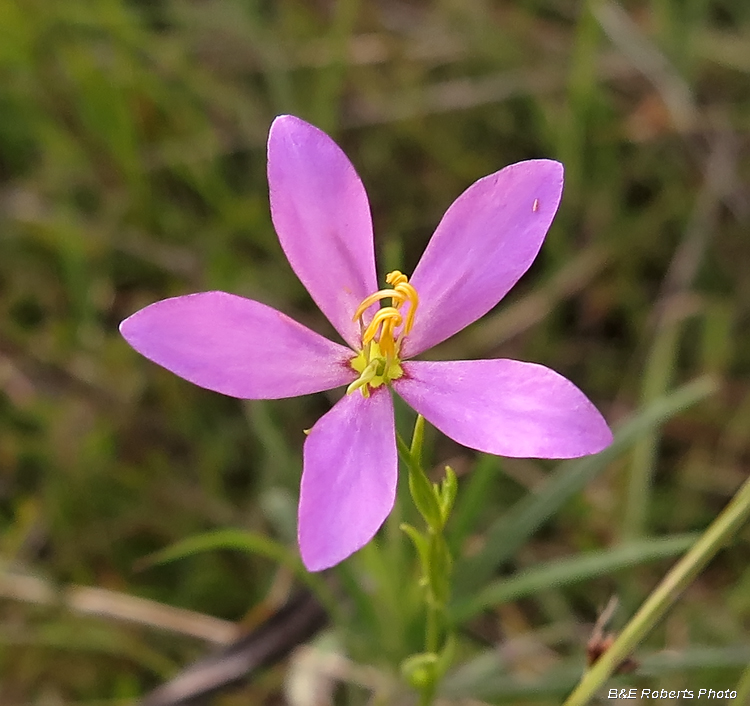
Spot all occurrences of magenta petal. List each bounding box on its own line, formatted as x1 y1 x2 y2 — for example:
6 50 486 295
268 115 378 349
299 389 397 571
120 292 355 399
395 359 612 458
403 160 564 357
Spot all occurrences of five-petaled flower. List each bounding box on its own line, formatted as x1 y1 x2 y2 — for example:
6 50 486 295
120 115 612 572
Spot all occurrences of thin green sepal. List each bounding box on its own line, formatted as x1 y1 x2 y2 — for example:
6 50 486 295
439 466 458 525
401 522 430 577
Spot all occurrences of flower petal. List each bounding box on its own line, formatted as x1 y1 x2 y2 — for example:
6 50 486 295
299 388 397 571
120 291 355 399
403 160 564 357
268 115 378 349
395 359 612 458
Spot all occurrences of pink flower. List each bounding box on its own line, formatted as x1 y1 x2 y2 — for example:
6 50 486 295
120 115 612 572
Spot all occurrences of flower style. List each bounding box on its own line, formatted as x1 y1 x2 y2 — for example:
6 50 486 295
120 115 612 572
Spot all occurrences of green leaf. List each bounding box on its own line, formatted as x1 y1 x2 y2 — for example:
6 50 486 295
401 522 431 577
439 465 458 525
410 413 426 463
136 529 337 619
408 463 443 530
434 631 457 681
449 533 698 622
138 528 293 568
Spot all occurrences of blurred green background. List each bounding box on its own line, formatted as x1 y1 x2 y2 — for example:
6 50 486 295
0 0 749 703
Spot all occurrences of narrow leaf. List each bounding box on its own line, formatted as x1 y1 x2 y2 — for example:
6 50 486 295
450 533 697 622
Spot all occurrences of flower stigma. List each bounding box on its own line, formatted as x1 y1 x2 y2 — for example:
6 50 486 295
347 271 419 398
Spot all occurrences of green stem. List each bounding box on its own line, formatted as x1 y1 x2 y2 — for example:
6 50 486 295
399 415 454 706
563 471 750 706
425 599 439 653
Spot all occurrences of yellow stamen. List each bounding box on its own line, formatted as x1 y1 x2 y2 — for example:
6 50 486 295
362 306 402 345
352 270 418 334
347 271 419 397
353 288 406 321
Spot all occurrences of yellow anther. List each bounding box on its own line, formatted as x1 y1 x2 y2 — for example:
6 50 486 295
362 307 402 344
385 270 408 286
363 307 402 359
385 270 418 334
394 285 417 333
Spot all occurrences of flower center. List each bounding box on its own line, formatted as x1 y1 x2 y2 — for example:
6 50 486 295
347 271 419 398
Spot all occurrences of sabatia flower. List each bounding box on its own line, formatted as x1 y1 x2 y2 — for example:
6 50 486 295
120 115 612 571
